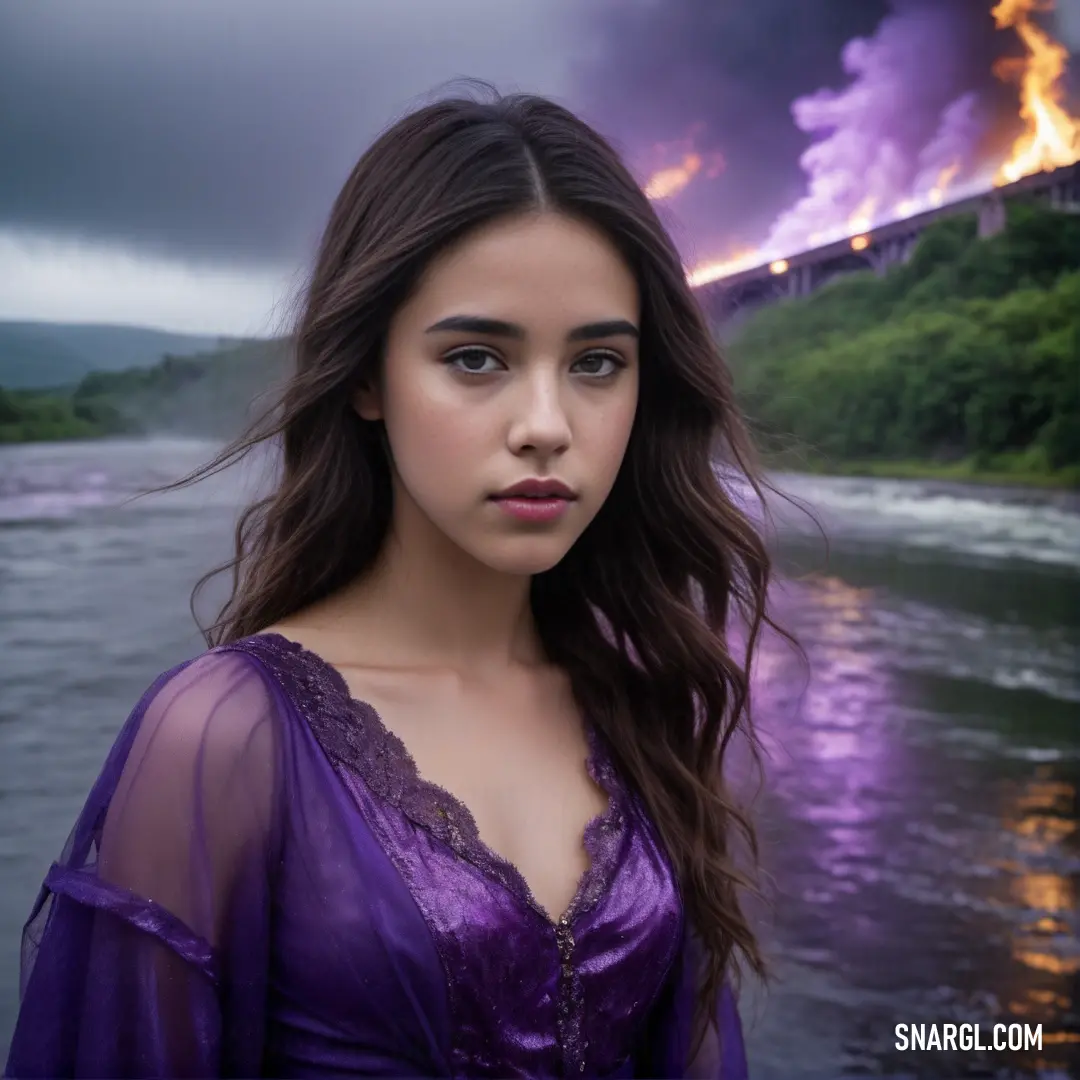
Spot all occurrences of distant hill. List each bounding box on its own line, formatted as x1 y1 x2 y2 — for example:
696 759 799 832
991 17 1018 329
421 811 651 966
0 337 292 444
0 320 247 389
71 337 294 437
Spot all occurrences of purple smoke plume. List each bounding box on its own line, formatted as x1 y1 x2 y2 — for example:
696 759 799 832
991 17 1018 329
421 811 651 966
763 4 990 255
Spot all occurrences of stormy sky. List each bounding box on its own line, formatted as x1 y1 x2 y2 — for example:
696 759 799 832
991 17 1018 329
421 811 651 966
1 0 1077 334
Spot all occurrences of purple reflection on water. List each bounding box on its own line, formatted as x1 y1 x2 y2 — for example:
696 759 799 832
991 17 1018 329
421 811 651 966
749 574 907 894
730 560 1079 1076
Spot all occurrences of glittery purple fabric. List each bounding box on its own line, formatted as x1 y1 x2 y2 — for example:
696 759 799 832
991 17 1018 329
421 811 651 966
5 633 748 1078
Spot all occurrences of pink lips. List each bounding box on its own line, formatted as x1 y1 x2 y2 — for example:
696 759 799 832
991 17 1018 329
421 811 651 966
489 478 577 523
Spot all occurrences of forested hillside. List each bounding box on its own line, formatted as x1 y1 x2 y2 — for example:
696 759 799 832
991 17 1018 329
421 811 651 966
727 202 1080 485
0 339 289 443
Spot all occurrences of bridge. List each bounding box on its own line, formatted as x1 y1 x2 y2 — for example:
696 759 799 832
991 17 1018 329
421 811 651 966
694 160 1080 323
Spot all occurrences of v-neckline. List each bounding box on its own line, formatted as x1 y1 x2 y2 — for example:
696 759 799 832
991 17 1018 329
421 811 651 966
243 632 629 929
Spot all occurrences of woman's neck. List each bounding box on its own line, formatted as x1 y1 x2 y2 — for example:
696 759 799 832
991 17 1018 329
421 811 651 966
308 494 546 674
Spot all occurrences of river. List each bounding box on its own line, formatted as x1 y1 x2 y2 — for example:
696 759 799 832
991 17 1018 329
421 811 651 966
1 438 1077 1078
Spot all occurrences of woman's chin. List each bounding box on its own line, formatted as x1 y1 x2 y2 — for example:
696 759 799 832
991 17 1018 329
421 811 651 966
472 536 575 578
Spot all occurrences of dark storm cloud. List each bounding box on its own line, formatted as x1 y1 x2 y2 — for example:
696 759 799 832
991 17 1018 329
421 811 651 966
0 0 579 264
572 0 1043 260
1 0 1072 272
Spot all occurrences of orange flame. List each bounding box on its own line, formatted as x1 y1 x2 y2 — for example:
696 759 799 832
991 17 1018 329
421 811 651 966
644 131 725 200
929 161 961 205
992 0 1080 183
645 153 704 200
681 1 1080 288
847 196 877 234
686 248 760 288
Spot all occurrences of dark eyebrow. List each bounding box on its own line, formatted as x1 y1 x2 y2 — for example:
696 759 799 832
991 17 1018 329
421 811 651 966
425 315 639 342
425 315 525 339
567 319 639 342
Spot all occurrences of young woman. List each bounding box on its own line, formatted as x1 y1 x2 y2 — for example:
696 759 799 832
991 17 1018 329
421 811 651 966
5 90 775 1078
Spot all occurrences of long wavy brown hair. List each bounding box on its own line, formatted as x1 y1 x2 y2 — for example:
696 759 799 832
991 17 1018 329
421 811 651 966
167 86 781 1046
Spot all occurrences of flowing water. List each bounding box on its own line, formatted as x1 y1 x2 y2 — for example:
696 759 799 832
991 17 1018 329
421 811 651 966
0 439 1077 1078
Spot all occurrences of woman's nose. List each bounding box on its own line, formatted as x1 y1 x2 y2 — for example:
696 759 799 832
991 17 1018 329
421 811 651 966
507 371 572 456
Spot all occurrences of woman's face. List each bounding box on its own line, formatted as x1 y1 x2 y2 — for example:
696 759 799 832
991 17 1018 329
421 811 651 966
357 210 640 577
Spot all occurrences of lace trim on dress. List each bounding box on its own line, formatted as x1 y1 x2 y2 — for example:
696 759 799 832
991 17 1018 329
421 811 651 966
231 633 629 932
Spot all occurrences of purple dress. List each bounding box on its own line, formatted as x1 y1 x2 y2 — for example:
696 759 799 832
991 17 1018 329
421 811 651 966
5 633 747 1078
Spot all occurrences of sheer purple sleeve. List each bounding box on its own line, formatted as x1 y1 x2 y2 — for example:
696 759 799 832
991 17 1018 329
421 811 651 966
636 927 749 1079
684 980 748 1080
680 923 748 1080
4 650 285 1079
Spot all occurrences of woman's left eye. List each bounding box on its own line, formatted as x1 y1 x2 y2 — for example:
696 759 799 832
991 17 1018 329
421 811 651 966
446 348 504 374
572 351 624 377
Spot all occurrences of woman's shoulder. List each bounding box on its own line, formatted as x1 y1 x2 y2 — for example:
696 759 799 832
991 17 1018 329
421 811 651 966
106 630 337 803
182 628 365 755
122 639 293 784
125 630 343 766
219 627 353 709
158 628 334 716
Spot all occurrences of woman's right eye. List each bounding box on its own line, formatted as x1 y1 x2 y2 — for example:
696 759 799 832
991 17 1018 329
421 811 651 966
445 347 505 375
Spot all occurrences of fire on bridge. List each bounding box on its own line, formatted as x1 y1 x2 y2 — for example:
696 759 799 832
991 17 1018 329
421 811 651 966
645 0 1080 324
693 160 1080 324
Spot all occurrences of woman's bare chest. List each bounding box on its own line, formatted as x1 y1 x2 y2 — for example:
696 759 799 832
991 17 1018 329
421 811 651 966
339 667 610 922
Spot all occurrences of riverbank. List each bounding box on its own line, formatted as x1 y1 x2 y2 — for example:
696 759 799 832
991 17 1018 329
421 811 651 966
0 387 137 445
0 418 122 444
774 452 1080 490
